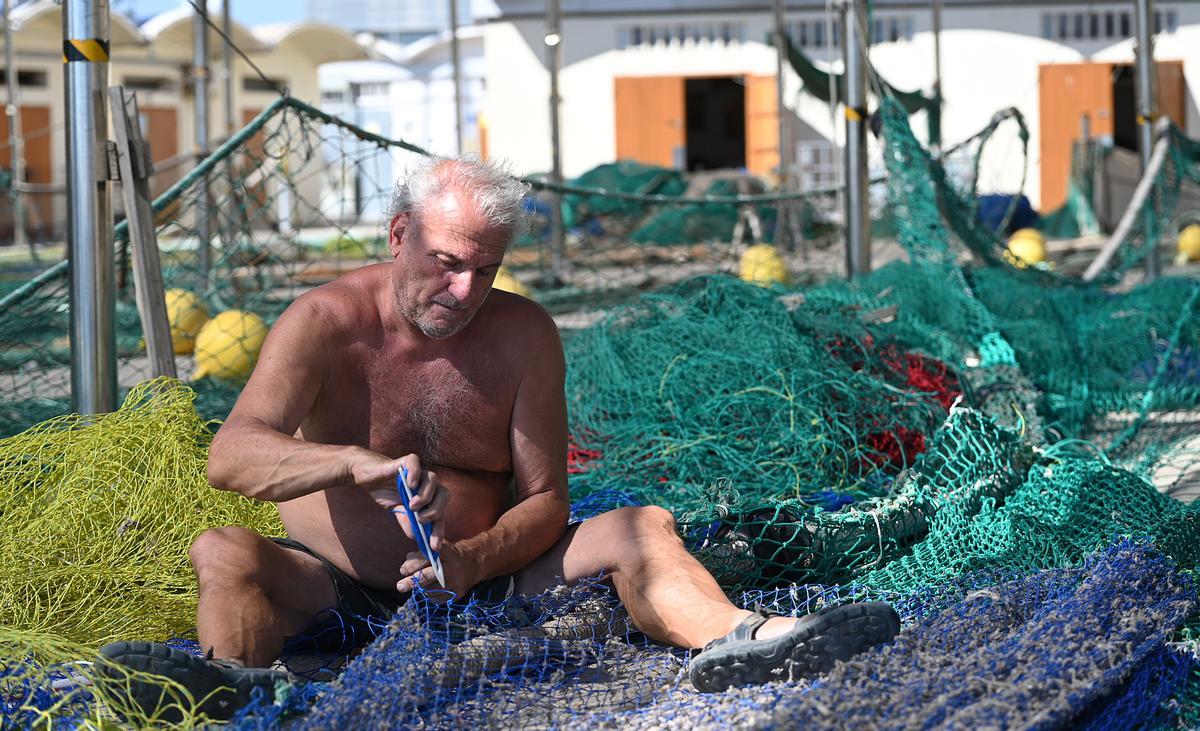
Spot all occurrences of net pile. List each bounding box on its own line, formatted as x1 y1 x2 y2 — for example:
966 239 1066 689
0 380 281 728
218 538 1198 730
0 83 1199 728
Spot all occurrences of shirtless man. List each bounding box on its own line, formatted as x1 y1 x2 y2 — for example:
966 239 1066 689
100 158 899 720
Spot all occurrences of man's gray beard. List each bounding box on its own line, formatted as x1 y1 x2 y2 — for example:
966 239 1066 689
415 316 465 339
394 284 471 339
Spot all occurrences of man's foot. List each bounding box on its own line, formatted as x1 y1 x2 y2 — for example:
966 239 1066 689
96 641 294 723
688 601 900 692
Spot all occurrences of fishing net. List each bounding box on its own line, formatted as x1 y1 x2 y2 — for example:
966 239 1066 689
0 59 1199 728
0 380 281 729
0 97 855 438
214 538 1197 730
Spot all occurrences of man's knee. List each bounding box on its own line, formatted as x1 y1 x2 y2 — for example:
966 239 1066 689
189 526 271 583
608 505 679 540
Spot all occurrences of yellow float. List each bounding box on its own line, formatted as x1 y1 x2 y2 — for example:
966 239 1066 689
1177 223 1200 264
164 289 210 354
492 267 531 298
192 310 270 381
739 244 791 287
1005 228 1046 267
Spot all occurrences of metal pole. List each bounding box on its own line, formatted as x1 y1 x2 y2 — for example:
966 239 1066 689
543 0 567 285
3 0 32 261
841 0 871 277
222 0 233 137
449 0 464 155
1134 0 1159 279
193 3 211 285
772 0 792 251
64 0 116 413
931 0 943 154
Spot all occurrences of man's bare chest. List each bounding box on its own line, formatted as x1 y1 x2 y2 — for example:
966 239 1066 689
312 352 517 472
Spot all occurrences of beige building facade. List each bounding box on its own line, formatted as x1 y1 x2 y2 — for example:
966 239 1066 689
0 0 368 240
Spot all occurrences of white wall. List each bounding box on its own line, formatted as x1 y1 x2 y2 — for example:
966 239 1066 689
484 4 1200 209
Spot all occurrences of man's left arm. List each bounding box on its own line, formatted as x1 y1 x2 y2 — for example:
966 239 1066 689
397 310 570 595
456 315 571 584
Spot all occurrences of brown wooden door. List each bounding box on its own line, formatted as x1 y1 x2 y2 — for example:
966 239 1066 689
0 105 52 237
1038 63 1114 211
139 106 179 198
614 76 685 168
744 75 779 178
1038 60 1188 212
1156 60 1186 130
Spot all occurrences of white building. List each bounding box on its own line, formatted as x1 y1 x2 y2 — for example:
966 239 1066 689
319 26 487 221
306 0 491 45
482 0 1200 211
0 0 369 240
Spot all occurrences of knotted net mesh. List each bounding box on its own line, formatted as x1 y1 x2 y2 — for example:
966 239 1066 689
0 85 1199 728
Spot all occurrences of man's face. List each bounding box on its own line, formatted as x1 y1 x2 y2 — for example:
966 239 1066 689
389 193 510 339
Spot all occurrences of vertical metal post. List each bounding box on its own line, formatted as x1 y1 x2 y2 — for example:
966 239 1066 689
193 4 210 285
222 0 233 137
772 0 792 251
931 0 943 154
543 0 567 285
841 0 870 277
449 0 464 155
64 0 116 413
1134 0 1159 279
3 0 31 260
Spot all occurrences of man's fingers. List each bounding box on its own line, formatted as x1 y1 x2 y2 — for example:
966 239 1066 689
411 469 437 511
400 551 429 578
429 517 444 553
396 565 432 594
398 454 422 491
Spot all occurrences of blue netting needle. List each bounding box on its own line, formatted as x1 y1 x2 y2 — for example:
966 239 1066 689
397 465 445 588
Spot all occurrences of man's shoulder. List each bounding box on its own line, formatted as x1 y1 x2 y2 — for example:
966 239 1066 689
482 289 559 342
287 265 387 335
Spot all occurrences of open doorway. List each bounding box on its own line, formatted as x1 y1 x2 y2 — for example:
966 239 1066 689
685 77 745 171
1111 65 1139 153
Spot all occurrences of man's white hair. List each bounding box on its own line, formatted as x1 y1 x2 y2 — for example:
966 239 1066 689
388 155 530 234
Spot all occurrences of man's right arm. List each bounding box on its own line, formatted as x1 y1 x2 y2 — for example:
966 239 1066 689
207 294 395 502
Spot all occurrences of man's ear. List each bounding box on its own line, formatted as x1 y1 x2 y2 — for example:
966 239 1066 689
388 213 411 257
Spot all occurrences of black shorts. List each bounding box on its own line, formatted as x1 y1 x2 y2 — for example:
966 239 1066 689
272 537 517 653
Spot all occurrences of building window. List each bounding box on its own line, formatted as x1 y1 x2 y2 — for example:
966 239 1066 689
243 76 285 93
0 69 48 88
321 90 346 106
1043 8 1175 41
1152 11 1179 34
786 15 914 50
865 15 914 43
123 76 168 92
618 22 746 49
351 81 389 99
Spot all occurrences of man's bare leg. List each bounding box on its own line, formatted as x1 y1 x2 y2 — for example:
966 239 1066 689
189 526 338 667
514 506 795 648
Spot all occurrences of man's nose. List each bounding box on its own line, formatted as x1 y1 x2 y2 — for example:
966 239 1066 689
448 271 475 302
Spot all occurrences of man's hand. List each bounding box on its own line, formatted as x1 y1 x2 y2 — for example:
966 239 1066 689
396 541 479 602
349 451 449 552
